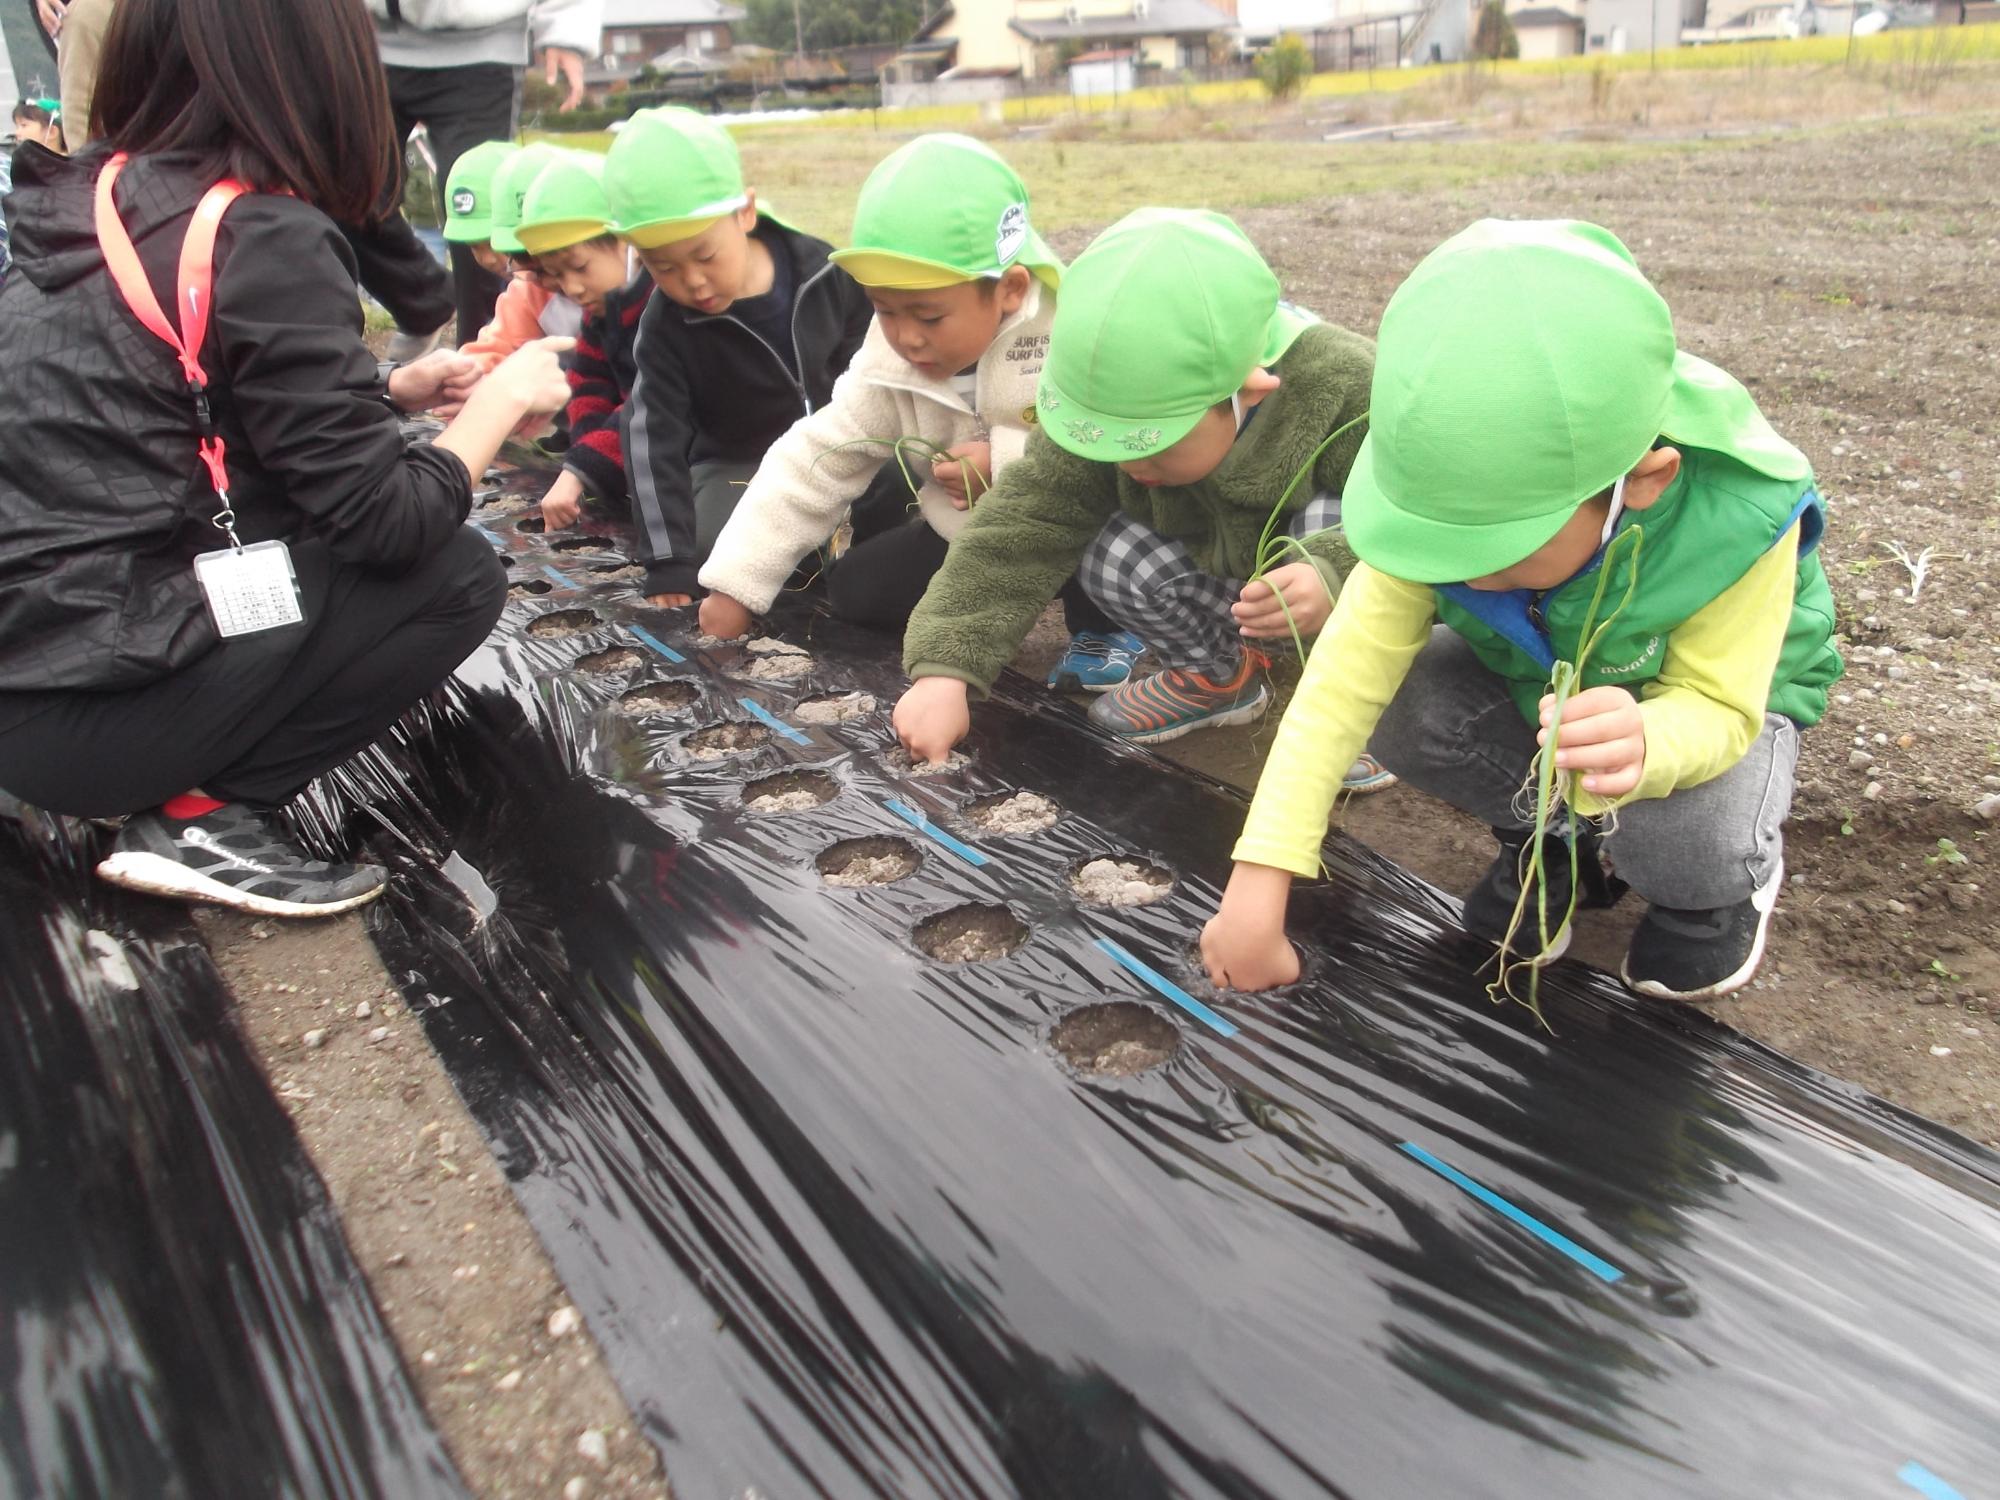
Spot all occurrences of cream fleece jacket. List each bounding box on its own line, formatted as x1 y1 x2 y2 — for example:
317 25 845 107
698 282 1054 613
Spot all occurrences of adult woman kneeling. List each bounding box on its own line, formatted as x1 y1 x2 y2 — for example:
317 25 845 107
0 0 570 916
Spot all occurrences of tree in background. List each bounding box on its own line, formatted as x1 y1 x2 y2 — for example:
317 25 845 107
1257 32 1312 99
741 0 923 54
1471 0 1520 60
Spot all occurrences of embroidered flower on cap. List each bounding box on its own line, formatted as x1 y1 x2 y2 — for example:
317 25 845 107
1064 419 1105 445
1119 427 1164 453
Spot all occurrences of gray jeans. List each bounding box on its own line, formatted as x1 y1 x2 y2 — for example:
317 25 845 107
691 460 760 564
1368 629 1798 910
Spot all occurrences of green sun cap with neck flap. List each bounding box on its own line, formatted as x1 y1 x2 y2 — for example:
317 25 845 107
829 133 1061 291
1034 207 1314 461
517 151 613 255
1342 218 1812 585
603 106 755 249
487 142 565 256
442 140 519 244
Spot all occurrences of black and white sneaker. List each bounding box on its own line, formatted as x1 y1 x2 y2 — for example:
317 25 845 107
96 804 388 918
1622 858 1783 1002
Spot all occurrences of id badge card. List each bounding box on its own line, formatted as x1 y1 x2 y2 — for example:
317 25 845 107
193 539 305 637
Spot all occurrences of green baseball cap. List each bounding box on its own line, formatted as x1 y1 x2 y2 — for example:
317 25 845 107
1036 208 1315 461
605 107 750 249
1342 218 1812 585
487 142 565 256
442 140 519 244
829 134 1061 292
518 151 613 255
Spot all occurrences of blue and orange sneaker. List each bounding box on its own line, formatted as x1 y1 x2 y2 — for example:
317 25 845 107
1047 629 1146 693
1088 648 1270 743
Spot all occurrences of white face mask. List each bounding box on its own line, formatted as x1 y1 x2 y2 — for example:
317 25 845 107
1598 471 1629 549
1230 391 1246 432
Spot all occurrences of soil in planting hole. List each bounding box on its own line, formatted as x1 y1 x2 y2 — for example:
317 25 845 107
816 836 920 887
743 769 838 812
794 691 877 724
507 578 552 599
745 651 813 682
964 790 1060 835
1050 1002 1181 1077
885 746 971 776
527 608 599 639
684 722 770 760
575 646 644 676
516 516 545 533
550 536 613 555
913 903 1028 964
1070 856 1175 908
617 681 698 716
590 563 645 583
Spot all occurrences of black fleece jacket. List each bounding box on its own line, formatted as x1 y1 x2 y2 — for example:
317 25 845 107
620 220 873 596
0 147 472 693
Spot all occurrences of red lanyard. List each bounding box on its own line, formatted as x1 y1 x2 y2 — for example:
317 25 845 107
94 153 249 536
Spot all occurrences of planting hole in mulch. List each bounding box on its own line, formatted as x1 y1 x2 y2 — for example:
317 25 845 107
815 836 920 887
616 681 698 717
1050 1002 1181 1077
744 650 813 683
794 691 877 724
527 609 600 639
507 578 552 599
516 516 545 533
1069 856 1175 908
742 769 839 812
589 563 645 582
912 903 1028 964
684 722 771 760
885 746 971 776
964 790 1060 835
550 536 614 555
575 646 644 676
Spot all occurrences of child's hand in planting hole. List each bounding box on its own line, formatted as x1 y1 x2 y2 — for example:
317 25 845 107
698 591 753 640
1538 684 1646 798
893 676 971 765
1201 863 1301 991
646 591 695 609
539 471 583 531
931 442 992 510
1232 562 1332 639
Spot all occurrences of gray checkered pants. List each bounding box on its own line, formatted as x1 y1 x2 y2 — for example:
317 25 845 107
1077 493 1343 677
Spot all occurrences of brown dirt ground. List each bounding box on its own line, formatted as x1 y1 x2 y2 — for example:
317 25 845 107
199 105 1999 1496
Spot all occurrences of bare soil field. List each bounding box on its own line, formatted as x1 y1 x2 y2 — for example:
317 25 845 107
234 106 1998 1490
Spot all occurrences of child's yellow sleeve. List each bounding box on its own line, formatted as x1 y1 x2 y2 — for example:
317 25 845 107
1576 521 1802 816
1231 564 1436 878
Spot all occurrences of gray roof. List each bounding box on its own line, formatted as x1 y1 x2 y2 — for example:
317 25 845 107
601 0 746 26
1509 6 1582 21
1010 0 1235 41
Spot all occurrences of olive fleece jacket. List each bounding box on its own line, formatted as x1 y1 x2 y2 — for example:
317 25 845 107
903 320 1374 693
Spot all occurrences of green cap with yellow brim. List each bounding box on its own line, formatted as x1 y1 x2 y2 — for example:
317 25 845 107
1340 218 1812 586
1034 208 1314 461
604 107 755 250
518 151 613 256
487 142 565 256
828 133 1062 292
443 140 519 244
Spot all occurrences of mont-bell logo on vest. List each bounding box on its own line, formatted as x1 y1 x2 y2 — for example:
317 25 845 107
995 203 1026 266
452 188 477 217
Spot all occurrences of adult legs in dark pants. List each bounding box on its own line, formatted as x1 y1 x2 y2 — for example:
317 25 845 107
344 63 518 344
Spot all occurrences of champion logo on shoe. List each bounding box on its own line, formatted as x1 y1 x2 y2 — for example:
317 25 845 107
182 825 281 878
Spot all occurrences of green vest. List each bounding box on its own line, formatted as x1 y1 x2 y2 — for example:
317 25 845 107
1433 449 1843 729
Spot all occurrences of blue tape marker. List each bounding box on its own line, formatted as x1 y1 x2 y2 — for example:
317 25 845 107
626 625 685 664
1399 1142 1624 1284
883 797 989 868
468 521 501 544
541 564 573 589
1093 937 1238 1039
737 697 810 745
1901 1462 1967 1500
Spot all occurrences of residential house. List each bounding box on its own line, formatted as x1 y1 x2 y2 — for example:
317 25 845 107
1583 0 1700 49
894 0 1238 87
1508 3 1587 54
599 0 746 73
1069 45 1139 90
1238 0 1474 67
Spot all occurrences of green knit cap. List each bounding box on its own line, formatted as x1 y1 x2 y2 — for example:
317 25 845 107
1342 218 1811 584
1036 208 1314 461
487 143 565 256
443 140 518 244
829 134 1061 291
604 107 750 249
518 151 613 255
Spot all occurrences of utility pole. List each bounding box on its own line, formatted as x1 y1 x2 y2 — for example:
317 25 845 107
793 0 807 63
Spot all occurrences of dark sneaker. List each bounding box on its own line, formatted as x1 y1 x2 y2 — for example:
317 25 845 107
1047 629 1146 693
1087 647 1270 744
1622 858 1783 1002
1462 826 1580 964
96 804 388 918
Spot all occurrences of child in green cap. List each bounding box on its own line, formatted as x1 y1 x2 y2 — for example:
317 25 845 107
441 138 520 282
695 133 1136 679
460 144 587 376
1202 219 1843 1004
513 151 651 529
605 106 873 606
893 208 1388 791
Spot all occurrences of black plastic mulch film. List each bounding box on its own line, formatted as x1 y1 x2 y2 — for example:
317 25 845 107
0 816 466 1499
344 463 2000 1500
